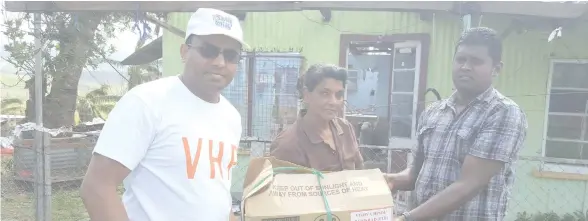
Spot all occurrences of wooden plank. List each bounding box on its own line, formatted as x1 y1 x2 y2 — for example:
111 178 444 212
532 169 588 181
299 1 453 11
519 155 588 166
5 1 302 12
475 2 587 19
5 1 447 12
303 1 586 19
6 1 586 20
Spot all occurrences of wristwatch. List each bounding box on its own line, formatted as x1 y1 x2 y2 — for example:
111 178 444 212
400 211 412 221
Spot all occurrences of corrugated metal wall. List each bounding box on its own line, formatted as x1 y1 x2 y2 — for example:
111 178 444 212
164 11 442 76
163 11 463 114
163 10 588 217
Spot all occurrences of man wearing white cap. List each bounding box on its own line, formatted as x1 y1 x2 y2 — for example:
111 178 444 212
81 8 246 221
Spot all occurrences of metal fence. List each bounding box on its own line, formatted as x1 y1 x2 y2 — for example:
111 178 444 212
2 131 588 220
2 132 95 221
223 53 305 140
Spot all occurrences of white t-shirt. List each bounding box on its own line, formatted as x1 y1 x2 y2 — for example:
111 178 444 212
93 76 242 221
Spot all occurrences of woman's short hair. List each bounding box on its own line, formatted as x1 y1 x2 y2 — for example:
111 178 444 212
297 64 348 117
297 63 348 99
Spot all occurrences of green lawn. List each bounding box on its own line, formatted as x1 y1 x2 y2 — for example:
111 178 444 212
0 74 121 102
1 185 89 221
1 156 89 221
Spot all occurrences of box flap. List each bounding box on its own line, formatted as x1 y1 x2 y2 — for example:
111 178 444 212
242 157 319 200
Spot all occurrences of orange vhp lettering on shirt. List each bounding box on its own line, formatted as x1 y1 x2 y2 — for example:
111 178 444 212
209 140 224 179
183 137 203 179
226 144 238 180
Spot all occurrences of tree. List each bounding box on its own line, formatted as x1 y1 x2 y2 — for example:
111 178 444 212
108 33 162 91
127 64 161 90
2 12 161 128
106 58 162 91
77 85 121 123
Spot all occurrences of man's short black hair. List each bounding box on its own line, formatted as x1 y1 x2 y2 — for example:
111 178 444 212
456 27 502 63
297 64 348 98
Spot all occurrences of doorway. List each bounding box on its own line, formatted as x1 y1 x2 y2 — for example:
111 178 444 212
345 41 395 147
340 33 430 213
343 38 426 167
340 34 430 166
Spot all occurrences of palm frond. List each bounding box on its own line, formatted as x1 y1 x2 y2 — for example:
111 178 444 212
141 65 162 75
95 104 115 114
1 98 23 107
93 95 121 104
85 85 111 100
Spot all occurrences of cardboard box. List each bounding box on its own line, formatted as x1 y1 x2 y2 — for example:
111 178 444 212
241 157 395 221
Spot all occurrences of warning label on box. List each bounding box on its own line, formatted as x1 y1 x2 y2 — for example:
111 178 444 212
350 207 393 221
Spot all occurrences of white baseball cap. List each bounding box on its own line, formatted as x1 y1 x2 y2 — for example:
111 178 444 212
185 8 249 48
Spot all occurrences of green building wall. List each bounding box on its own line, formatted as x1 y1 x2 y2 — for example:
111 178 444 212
162 11 588 218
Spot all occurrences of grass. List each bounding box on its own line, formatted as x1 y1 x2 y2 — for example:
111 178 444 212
0 74 29 102
1 156 89 221
0 73 121 102
0 153 246 221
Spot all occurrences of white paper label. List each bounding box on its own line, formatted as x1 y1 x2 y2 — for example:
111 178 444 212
350 207 393 221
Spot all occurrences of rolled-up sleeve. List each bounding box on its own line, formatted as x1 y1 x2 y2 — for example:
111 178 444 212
468 105 527 163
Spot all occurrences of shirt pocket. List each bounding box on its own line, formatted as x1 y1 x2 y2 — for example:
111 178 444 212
417 125 435 142
456 127 475 161
417 124 442 158
338 138 359 170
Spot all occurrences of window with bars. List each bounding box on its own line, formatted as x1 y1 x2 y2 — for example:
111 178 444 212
544 60 588 163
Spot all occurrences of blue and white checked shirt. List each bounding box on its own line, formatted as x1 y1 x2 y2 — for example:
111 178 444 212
413 87 527 221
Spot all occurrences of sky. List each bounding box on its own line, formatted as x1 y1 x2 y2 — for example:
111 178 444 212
0 6 156 86
0 9 143 62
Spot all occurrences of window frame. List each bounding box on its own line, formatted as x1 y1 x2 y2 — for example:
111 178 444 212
390 41 422 140
542 59 588 174
346 69 360 92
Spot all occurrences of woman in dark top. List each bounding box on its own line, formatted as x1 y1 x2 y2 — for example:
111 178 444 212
269 64 364 171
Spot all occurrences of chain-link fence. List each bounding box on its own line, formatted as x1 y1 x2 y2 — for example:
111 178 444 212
507 156 588 221
2 136 588 221
224 53 305 140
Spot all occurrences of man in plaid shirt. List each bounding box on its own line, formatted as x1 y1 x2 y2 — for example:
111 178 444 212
387 27 528 221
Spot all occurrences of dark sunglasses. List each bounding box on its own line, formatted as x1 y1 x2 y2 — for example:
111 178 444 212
187 43 242 64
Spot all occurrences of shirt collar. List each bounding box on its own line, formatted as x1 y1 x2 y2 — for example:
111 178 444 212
443 86 496 109
298 118 344 144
